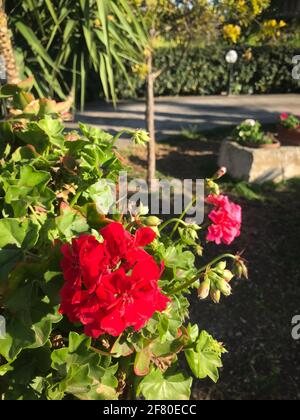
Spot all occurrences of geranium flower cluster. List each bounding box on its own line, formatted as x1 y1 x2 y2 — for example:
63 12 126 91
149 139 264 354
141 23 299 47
280 113 300 130
206 194 242 245
59 222 170 338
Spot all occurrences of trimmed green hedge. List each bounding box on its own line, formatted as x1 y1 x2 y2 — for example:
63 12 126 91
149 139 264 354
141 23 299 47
101 46 300 99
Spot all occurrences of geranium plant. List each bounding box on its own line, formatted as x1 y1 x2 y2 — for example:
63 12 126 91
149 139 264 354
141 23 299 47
0 79 247 401
232 119 275 146
279 113 300 130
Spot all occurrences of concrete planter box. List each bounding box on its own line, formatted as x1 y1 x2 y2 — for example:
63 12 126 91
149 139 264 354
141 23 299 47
219 141 300 184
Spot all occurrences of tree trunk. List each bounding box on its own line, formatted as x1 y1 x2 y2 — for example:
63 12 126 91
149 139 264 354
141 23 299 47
0 0 20 84
146 52 156 190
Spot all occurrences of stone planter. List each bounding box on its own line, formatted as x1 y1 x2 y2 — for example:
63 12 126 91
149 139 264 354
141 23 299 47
277 126 300 146
219 141 300 184
243 138 280 150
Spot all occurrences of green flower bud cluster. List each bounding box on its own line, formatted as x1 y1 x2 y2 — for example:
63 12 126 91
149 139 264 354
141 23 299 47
205 167 227 195
198 261 234 303
206 179 220 196
179 223 201 248
130 129 150 146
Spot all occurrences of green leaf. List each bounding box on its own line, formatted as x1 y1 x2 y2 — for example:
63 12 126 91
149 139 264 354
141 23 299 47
111 336 134 358
4 165 53 215
0 84 21 98
16 21 60 71
1 281 61 361
0 364 13 376
15 123 50 152
0 122 15 144
51 332 118 400
186 323 199 344
134 346 151 377
17 76 35 91
69 331 91 354
6 347 51 388
0 219 40 249
160 246 195 270
56 206 89 241
185 331 226 383
0 317 36 362
78 123 113 143
86 180 114 214
64 364 92 395
37 116 64 148
29 318 52 349
0 249 23 282
139 368 192 401
12 92 35 110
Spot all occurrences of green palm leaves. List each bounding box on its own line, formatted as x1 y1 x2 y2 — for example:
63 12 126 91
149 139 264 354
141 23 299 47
8 0 116 109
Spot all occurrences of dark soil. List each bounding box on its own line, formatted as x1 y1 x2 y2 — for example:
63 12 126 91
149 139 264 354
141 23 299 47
123 135 300 400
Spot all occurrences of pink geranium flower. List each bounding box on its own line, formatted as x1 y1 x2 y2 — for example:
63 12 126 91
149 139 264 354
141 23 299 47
280 113 289 120
206 194 242 245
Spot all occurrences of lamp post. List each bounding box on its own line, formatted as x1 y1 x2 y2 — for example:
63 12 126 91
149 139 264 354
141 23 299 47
0 55 7 118
225 50 238 96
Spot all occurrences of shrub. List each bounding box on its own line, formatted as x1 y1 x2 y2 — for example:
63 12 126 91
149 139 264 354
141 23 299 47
0 80 247 401
108 45 300 99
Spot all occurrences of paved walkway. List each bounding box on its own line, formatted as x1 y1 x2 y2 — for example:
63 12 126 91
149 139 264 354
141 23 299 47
69 94 300 139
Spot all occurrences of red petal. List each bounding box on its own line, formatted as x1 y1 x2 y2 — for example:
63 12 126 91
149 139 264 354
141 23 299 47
134 227 156 247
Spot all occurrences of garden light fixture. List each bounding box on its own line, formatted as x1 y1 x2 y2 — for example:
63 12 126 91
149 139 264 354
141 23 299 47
225 50 238 96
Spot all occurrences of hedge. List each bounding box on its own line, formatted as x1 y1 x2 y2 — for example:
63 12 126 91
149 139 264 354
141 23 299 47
91 46 300 99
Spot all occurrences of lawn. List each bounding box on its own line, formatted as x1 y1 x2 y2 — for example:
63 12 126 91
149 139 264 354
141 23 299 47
123 129 300 400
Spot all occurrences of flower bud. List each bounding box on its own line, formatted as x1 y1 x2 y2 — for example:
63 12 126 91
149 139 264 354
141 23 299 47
195 244 203 256
216 261 227 271
198 278 211 300
214 167 227 180
216 278 232 297
149 226 160 237
234 257 249 279
210 289 221 304
223 269 234 283
144 216 162 227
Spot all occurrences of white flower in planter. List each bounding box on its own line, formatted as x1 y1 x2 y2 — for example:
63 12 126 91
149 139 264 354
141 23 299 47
244 119 256 127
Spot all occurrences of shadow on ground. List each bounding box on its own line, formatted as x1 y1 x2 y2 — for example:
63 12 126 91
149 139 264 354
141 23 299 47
73 95 300 138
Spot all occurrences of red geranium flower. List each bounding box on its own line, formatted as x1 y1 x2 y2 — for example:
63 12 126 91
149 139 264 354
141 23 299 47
59 222 170 338
206 194 242 245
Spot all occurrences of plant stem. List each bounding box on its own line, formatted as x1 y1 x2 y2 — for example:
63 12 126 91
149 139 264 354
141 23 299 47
170 196 197 239
113 129 128 144
70 191 82 207
146 51 156 191
29 205 43 227
90 346 114 357
159 218 188 232
168 253 237 295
